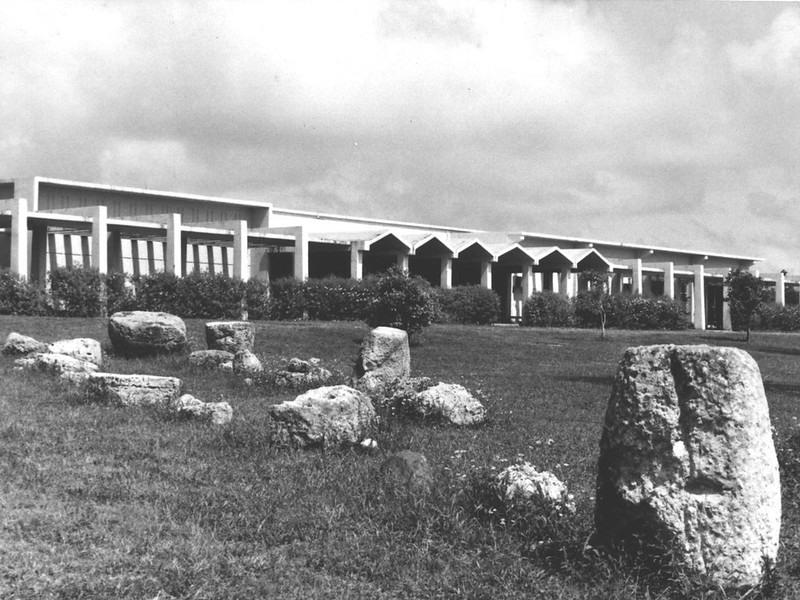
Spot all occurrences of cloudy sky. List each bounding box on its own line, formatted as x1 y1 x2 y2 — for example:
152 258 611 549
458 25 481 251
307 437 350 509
2 1 799 272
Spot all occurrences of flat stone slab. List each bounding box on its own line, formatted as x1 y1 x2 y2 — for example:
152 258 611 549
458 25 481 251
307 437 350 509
205 321 255 353
170 393 232 426
47 338 102 367
86 372 182 407
14 352 99 375
188 349 235 369
108 311 187 357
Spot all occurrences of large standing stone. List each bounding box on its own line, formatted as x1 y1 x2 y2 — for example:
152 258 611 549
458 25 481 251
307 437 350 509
2 332 47 356
595 345 780 589
107 311 187 357
411 383 486 426
354 326 410 395
86 372 182 407
269 385 377 449
47 338 102 367
205 321 255 353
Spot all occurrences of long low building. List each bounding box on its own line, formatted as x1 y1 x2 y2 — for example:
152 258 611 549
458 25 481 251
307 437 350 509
0 176 796 329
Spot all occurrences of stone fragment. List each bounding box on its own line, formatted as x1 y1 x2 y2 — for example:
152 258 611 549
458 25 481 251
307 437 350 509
497 463 575 513
2 332 47 356
233 349 263 375
86 372 182 407
188 349 235 369
269 385 377 449
275 357 333 388
108 311 187 357
381 450 433 491
14 352 99 376
411 382 486 426
205 321 255 353
595 344 780 589
354 326 410 396
47 337 102 366
170 393 232 426
287 357 311 373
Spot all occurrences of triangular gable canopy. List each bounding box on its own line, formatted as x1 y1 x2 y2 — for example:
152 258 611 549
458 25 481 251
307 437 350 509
491 243 537 265
525 246 573 269
311 229 413 253
412 233 455 257
453 238 496 261
363 230 412 253
561 248 612 271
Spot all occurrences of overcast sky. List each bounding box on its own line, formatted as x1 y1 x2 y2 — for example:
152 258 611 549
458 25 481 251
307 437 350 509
2 1 798 273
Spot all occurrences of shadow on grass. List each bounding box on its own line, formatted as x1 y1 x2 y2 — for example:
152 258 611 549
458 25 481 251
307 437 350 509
764 381 800 394
555 375 615 387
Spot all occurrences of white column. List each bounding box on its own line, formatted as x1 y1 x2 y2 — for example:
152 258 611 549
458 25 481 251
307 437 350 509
91 206 108 275
692 264 706 331
30 224 48 282
293 226 308 280
480 260 492 289
722 283 732 330
534 271 543 293
233 220 249 280
396 253 409 271
632 258 643 296
440 257 452 289
663 262 675 299
522 264 533 300
559 268 570 297
10 197 27 278
165 213 182 275
350 244 363 280
777 271 786 306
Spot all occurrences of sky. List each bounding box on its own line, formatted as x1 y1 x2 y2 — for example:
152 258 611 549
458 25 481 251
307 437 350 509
1 0 799 273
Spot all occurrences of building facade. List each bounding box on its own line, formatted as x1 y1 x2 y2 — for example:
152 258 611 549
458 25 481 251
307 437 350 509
1 176 794 329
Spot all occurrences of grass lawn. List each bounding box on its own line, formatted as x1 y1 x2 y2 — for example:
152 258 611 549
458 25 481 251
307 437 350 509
1 317 800 599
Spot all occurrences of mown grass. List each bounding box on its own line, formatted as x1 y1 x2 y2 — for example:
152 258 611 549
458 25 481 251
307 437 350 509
2 317 800 599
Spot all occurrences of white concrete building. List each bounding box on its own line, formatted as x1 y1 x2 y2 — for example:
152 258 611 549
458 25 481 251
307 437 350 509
2 176 793 329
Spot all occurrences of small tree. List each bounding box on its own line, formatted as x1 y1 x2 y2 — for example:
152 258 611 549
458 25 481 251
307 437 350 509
724 268 767 342
365 267 436 337
579 270 612 340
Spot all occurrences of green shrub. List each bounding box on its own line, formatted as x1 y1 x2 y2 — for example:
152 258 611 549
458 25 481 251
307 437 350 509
48 266 104 317
365 268 436 336
521 292 573 327
244 278 271 320
303 277 375 321
754 303 800 332
0 271 45 315
267 278 306 320
105 272 139 314
177 272 247 319
434 285 500 325
606 295 689 330
133 271 183 314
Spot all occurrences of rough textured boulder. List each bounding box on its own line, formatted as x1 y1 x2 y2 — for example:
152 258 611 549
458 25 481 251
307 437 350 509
595 344 780 589
86 372 182 407
47 338 102 367
188 349 235 369
14 352 99 376
269 385 377 448
497 463 575 513
107 311 187 357
233 349 263 375
381 450 433 491
170 393 232 426
275 357 333 388
354 326 410 395
2 332 47 356
205 321 255 353
412 383 486 426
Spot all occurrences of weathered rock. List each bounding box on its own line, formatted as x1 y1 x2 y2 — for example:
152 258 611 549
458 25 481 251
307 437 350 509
595 344 780 589
381 450 433 491
188 349 235 369
205 321 255 353
411 383 486 426
288 357 312 373
275 357 333 388
233 349 262 375
354 326 410 395
47 337 102 366
108 311 187 357
86 372 182 407
2 332 47 356
497 463 575 513
14 352 99 376
170 393 232 426
269 385 377 449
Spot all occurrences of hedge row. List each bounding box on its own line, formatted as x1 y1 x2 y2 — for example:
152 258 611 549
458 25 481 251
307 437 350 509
0 268 501 326
751 303 800 332
522 291 691 330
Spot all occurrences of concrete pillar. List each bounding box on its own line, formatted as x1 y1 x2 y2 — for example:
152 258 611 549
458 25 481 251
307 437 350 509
233 220 249 280
396 253 409 272
10 197 28 278
80 236 91 269
534 271 543 293
91 206 108 275
30 224 48 283
350 244 363 280
293 226 308 280
522 264 533 300
48 233 58 272
777 271 786 306
480 260 492 289
165 213 183 275
692 264 706 331
559 268 570 297
631 258 643 296
440 257 452 289
146 241 156 274
206 246 216 274
64 235 75 269
722 283 732 330
109 231 123 273
663 262 675 299
192 245 202 274
130 240 141 277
